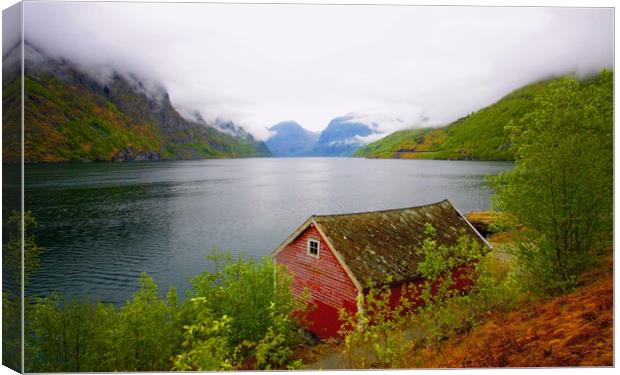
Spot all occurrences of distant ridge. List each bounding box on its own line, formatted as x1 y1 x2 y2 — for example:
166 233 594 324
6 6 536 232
265 117 379 157
265 121 319 157
305 116 379 157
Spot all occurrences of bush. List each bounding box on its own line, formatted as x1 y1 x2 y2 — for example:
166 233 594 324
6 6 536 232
172 298 234 371
175 250 307 370
255 303 299 369
26 273 180 372
2 210 42 371
26 295 116 372
338 281 411 369
25 250 307 371
112 273 180 371
188 250 303 347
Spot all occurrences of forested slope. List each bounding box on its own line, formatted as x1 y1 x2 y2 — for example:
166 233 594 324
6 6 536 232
2 43 271 163
355 72 610 161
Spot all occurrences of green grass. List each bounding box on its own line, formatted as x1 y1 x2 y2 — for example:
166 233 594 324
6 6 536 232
355 128 425 158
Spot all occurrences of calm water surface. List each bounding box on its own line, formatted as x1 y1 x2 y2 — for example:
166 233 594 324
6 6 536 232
24 158 512 304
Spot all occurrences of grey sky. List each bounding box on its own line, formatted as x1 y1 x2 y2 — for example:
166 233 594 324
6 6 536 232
21 1 614 140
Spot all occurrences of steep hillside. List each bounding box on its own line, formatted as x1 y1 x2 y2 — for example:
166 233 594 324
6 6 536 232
308 116 379 156
355 75 602 160
353 127 428 159
265 121 319 157
297 254 613 369
2 43 271 163
418 259 613 367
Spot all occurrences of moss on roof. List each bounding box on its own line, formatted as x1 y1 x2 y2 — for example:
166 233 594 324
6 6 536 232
313 199 488 285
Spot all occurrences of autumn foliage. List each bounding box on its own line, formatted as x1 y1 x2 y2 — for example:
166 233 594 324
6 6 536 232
419 258 613 368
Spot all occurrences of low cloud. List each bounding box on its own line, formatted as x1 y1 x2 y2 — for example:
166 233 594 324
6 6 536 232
346 102 431 142
354 133 388 144
21 2 613 140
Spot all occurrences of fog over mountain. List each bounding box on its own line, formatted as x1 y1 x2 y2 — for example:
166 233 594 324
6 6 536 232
265 121 319 157
12 2 614 140
308 116 381 157
1 40 271 162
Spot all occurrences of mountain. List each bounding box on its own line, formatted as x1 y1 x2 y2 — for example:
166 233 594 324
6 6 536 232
307 116 379 157
265 121 319 157
184 110 257 142
355 77 571 160
2 42 271 163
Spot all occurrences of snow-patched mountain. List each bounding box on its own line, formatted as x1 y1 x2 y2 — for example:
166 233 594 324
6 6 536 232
183 110 256 142
265 121 320 157
307 116 380 156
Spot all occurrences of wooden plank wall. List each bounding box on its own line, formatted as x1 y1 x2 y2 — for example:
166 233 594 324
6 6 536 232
275 224 358 337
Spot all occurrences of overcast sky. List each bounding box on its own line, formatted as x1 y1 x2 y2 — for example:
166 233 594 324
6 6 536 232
19 2 614 140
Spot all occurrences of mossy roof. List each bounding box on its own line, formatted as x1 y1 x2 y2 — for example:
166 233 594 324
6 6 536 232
312 199 489 285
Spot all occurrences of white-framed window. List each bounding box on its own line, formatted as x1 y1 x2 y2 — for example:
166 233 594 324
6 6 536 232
307 238 320 258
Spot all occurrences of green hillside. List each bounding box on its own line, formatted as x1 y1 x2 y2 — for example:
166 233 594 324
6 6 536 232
3 62 271 163
355 73 608 161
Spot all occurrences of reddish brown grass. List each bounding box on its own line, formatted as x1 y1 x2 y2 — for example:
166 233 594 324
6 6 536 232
466 211 494 223
417 258 613 368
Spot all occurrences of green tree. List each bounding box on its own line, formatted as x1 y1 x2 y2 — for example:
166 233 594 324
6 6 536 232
111 273 180 371
414 224 484 345
4 210 43 371
26 295 115 372
489 70 613 294
177 251 306 369
254 302 304 370
24 249 306 371
3 211 43 286
25 274 180 372
172 298 233 371
188 250 303 347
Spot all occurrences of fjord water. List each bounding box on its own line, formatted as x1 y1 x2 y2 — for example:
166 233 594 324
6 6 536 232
24 158 512 305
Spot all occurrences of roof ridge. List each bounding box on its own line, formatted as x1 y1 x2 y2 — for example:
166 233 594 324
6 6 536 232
312 199 451 219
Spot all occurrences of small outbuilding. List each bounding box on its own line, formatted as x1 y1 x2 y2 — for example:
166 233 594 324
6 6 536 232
271 199 490 338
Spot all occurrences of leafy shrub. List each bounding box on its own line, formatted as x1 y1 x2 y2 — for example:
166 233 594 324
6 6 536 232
338 224 487 368
486 211 518 234
187 250 305 350
3 210 42 371
255 303 299 369
172 298 233 371
338 281 410 368
26 294 116 372
25 250 307 371
26 273 179 372
112 274 181 371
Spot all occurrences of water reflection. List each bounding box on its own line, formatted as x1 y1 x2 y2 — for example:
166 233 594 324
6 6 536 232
24 158 512 305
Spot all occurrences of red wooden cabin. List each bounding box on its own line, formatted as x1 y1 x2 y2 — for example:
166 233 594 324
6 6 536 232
272 199 490 338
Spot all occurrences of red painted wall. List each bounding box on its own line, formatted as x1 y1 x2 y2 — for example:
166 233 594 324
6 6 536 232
275 224 358 338
382 263 477 314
